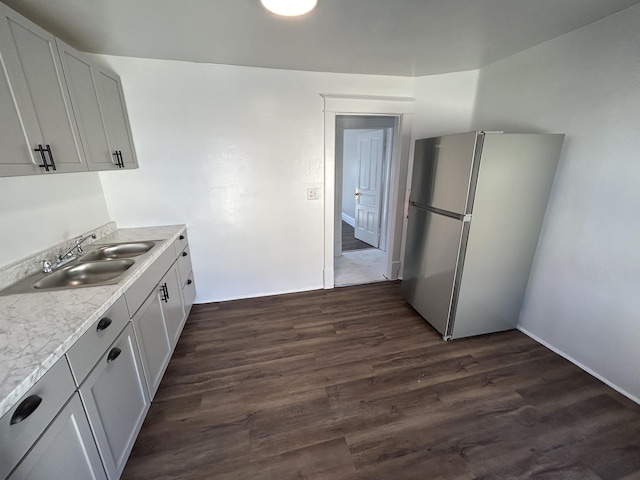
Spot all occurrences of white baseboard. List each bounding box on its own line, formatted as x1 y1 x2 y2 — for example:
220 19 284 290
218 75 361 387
341 213 355 228
323 268 335 289
389 261 401 280
518 326 639 405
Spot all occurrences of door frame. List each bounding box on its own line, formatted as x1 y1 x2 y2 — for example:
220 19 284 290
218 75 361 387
321 94 414 288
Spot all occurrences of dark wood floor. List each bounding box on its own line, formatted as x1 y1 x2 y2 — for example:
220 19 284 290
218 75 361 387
342 221 372 252
122 282 640 480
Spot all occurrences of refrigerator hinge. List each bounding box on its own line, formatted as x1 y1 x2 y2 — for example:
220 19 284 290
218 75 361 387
443 334 453 341
463 214 472 223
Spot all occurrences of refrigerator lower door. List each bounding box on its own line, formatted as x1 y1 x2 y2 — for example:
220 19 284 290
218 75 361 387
401 205 466 337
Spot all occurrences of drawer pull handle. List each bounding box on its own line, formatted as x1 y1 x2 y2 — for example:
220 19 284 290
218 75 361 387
97 317 112 331
34 145 50 172
182 251 188 257
160 283 169 302
187 279 193 285
44 145 57 171
179 235 185 240
107 347 122 362
11 395 42 425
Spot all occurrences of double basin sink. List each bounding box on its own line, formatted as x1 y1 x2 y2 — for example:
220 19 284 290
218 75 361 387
1 241 157 295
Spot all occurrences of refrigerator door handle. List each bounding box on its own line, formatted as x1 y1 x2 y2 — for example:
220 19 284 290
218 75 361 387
445 217 472 338
410 202 466 222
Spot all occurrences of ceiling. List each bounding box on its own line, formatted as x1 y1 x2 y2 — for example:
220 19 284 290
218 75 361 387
3 0 640 77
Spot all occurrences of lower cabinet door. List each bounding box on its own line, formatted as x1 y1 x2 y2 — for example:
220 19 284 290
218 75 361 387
132 289 171 400
160 263 185 350
8 393 106 480
79 323 149 480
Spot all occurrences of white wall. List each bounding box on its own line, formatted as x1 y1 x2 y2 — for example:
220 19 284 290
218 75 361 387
0 173 110 267
412 71 479 140
0 57 477 301
473 5 640 401
97 57 415 302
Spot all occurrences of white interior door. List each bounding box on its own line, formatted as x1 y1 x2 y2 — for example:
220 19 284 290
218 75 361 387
354 129 385 247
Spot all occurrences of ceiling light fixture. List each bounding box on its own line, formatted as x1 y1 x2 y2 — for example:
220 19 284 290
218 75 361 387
260 0 318 17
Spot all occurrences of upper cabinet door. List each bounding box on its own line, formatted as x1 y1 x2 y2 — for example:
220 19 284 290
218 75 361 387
0 39 34 176
0 4 86 175
56 39 119 171
96 67 138 169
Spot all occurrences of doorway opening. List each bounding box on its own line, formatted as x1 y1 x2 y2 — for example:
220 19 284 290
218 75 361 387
334 116 396 286
321 94 414 289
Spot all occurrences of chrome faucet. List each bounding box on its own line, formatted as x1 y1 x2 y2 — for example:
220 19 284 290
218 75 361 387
42 233 96 273
72 233 97 255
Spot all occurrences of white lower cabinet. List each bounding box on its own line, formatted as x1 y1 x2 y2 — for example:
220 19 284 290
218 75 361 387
130 240 189 400
4 230 195 480
0 358 77 479
79 323 149 480
8 394 106 480
132 288 172 400
176 242 196 318
161 263 186 349
182 272 196 316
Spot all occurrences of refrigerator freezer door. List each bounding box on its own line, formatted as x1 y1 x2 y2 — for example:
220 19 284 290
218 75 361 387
411 132 481 215
401 205 466 336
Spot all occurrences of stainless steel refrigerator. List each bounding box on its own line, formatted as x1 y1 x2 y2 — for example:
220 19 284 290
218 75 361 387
402 131 564 340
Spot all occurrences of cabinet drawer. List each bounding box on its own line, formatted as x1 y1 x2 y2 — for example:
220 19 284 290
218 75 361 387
66 295 129 386
173 231 188 257
182 272 196 314
0 357 75 479
177 245 193 287
125 245 175 318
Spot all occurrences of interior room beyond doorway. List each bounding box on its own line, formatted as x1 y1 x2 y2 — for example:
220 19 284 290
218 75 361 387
334 116 396 287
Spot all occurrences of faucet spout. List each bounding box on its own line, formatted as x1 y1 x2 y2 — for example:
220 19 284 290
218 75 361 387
73 233 97 255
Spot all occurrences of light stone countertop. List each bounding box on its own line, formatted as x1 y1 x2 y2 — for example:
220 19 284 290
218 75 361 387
0 224 186 419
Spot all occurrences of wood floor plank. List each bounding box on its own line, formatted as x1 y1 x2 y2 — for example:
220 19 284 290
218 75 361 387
121 282 640 479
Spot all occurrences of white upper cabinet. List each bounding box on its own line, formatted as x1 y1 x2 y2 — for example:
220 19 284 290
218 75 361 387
57 39 138 171
0 44 32 175
56 39 116 171
0 3 86 175
0 3 138 177
95 67 138 169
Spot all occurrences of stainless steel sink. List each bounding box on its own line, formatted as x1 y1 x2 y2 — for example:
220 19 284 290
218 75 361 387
80 241 156 261
33 259 135 290
0 240 160 296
